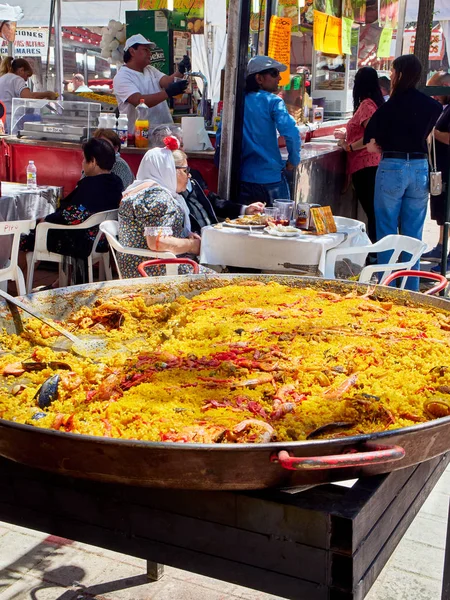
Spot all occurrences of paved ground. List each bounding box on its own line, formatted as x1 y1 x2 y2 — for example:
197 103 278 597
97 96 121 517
0 212 445 600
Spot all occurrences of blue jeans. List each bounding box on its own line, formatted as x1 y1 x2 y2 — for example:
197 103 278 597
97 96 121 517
374 157 429 291
239 174 291 207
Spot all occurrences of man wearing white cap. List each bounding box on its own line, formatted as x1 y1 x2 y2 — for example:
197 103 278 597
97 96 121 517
239 55 301 206
113 34 190 134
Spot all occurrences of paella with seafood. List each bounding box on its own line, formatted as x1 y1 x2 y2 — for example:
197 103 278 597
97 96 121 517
0 280 450 443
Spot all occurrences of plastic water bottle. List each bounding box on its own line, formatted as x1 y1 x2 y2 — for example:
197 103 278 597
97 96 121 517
26 161 37 189
135 99 149 149
117 113 128 147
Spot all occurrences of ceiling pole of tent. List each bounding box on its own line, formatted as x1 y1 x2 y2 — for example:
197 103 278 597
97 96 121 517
54 0 64 96
395 0 407 57
218 0 251 199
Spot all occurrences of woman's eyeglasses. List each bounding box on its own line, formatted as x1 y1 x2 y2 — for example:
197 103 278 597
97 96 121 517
176 166 191 174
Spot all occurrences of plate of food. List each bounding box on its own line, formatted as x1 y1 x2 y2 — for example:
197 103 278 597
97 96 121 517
223 215 268 229
264 225 301 237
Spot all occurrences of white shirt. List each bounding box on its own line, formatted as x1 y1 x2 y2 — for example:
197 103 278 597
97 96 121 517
0 73 27 133
113 64 173 134
74 85 92 93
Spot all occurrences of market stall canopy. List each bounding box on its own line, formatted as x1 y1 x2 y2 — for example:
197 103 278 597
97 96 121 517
18 0 137 27
406 0 450 21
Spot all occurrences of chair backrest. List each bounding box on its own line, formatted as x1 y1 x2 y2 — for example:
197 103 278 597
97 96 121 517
358 234 427 285
99 220 176 278
0 219 36 295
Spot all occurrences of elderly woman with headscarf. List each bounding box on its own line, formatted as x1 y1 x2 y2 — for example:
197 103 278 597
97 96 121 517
118 135 205 277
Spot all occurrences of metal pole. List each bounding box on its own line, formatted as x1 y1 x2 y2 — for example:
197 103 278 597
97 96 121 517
263 0 274 55
84 51 89 84
394 0 407 58
218 0 251 199
7 41 13 57
54 0 64 97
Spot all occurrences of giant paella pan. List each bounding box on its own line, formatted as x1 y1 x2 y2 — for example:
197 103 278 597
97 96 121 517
0 274 449 490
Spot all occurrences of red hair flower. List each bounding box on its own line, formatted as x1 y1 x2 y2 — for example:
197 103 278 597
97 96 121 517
163 136 180 151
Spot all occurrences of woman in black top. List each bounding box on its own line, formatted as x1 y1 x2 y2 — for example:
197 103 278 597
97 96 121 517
22 138 123 285
421 72 450 270
364 55 441 290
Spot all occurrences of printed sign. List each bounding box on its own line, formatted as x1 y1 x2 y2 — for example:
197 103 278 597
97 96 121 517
341 16 353 54
0 28 48 57
323 15 341 54
268 16 292 87
403 27 445 61
313 10 328 51
377 27 393 58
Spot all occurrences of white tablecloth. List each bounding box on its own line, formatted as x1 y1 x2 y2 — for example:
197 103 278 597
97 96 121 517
200 216 370 276
0 182 63 268
0 182 62 222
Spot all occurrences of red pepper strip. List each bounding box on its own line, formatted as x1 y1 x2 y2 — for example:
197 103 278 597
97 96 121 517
101 418 112 437
64 414 75 432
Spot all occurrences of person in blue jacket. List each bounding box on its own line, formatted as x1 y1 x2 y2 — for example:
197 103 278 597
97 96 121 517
239 55 301 206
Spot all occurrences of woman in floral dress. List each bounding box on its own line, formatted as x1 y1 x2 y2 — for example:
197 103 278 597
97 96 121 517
118 136 207 277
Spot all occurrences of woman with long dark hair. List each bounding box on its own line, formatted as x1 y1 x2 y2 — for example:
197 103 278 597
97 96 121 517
364 54 442 290
335 66 384 242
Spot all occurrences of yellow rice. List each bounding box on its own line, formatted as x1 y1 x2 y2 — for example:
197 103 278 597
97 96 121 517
0 281 449 443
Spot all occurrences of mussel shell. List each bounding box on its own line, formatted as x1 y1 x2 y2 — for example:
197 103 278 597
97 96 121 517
34 374 60 409
31 412 47 421
306 421 355 440
48 362 72 370
22 362 48 372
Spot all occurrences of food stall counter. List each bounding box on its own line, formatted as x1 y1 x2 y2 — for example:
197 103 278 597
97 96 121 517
0 137 218 195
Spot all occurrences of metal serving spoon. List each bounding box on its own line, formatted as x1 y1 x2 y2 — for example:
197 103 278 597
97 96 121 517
0 289 107 358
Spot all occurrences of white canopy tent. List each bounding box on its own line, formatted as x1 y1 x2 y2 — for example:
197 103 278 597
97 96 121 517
18 0 137 27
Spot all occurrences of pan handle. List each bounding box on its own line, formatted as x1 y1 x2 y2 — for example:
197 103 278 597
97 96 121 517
382 270 448 295
271 444 405 471
138 258 199 277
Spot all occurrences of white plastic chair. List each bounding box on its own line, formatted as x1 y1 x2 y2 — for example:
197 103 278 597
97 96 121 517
99 220 180 277
0 219 35 296
324 234 427 287
26 209 118 293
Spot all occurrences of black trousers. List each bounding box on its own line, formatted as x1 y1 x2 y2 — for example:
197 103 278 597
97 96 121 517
351 166 378 244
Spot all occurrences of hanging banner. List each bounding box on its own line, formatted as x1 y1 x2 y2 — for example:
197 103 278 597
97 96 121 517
323 15 342 54
268 15 292 87
313 9 328 51
377 26 393 57
341 16 352 54
138 0 204 33
0 28 48 56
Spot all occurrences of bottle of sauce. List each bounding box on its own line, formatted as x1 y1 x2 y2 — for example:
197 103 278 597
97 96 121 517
135 99 149 149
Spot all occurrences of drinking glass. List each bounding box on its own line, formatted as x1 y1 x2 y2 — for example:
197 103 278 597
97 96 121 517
263 207 279 225
274 201 294 225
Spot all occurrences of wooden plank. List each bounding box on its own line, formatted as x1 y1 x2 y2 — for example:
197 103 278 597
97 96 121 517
330 463 421 552
352 454 450 584
0 500 326 600
128 505 327 582
351 454 450 600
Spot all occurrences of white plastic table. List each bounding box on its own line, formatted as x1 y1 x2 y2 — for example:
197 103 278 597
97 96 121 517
200 216 370 276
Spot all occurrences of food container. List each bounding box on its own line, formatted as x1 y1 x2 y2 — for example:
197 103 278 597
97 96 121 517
295 203 321 230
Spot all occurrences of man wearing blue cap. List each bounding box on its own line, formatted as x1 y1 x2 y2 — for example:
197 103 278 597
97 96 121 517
239 55 301 206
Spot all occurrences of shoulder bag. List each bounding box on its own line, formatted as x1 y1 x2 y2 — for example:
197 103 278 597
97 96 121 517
428 128 443 196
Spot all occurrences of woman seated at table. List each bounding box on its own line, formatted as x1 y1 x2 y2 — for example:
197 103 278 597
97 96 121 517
149 126 265 234
21 138 123 285
92 128 135 190
118 136 211 277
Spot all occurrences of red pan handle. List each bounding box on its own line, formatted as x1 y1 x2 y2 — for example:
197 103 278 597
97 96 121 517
138 258 199 277
383 270 447 295
271 444 405 471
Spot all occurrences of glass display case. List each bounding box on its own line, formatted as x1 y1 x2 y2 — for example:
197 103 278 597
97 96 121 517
311 28 359 118
11 99 101 143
